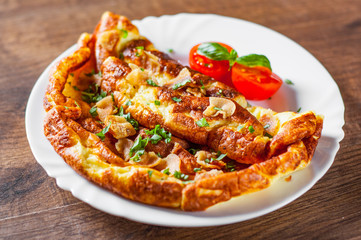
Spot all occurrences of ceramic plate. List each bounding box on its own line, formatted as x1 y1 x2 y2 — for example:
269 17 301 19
26 13 345 227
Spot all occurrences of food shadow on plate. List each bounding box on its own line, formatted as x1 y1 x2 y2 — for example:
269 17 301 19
249 84 298 113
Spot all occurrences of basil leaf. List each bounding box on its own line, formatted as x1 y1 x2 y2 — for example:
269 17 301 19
236 54 272 71
197 42 231 61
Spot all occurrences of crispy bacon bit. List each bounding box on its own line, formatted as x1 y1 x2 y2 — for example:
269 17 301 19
95 96 114 121
104 115 136 139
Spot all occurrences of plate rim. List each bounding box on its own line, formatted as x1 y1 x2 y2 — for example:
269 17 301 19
25 13 345 227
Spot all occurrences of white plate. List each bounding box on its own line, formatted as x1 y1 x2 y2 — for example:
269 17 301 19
26 13 345 227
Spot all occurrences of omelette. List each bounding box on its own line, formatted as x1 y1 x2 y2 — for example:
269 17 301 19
43 12 323 211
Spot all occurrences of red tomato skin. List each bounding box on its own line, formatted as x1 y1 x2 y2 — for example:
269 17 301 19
231 64 282 100
189 43 234 87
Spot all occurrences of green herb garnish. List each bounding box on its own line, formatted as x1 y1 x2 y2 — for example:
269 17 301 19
120 29 128 38
167 49 174 53
148 170 153 178
248 125 255 133
118 106 139 130
297 107 302 113
163 168 170 175
147 79 158 87
188 148 199 155
285 79 294 85
173 171 189 180
172 97 182 102
225 161 236 172
89 106 98 117
154 100 161 105
213 107 222 111
129 136 149 162
96 122 111 140
197 42 272 70
72 86 80 91
196 118 209 127
81 83 107 103
264 124 270 129
172 79 192 90
145 125 172 144
200 79 205 89
193 168 202 172
84 69 96 77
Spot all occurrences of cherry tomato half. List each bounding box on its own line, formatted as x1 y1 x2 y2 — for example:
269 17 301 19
189 43 234 87
231 63 283 100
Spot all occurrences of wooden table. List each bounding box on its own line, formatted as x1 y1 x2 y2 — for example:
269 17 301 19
1 0 360 239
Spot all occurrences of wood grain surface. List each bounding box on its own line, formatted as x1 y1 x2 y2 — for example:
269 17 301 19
1 0 360 239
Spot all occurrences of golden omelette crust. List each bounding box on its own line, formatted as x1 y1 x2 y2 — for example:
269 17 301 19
43 11 324 211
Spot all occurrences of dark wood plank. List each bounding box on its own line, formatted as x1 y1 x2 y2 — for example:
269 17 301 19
1 0 360 238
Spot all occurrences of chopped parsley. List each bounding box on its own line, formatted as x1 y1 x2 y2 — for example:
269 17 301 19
216 153 227 161
129 136 149 162
200 79 205 89
125 100 132 106
214 107 222 111
193 168 202 172
136 46 144 50
173 171 189 180
96 122 111 140
188 148 199 155
140 67 144 72
84 69 96 77
154 100 161 105
172 79 192 90
225 161 236 172
72 86 80 91
163 168 170 175
70 73 74 77
118 106 139 130
146 79 158 87
285 79 294 85
172 97 182 102
196 118 209 127
81 83 107 103
145 124 172 144
167 48 174 53
74 101 80 108
64 106 69 110
89 106 98 117
248 125 255 133
297 107 302 113
147 170 153 178
119 29 128 38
